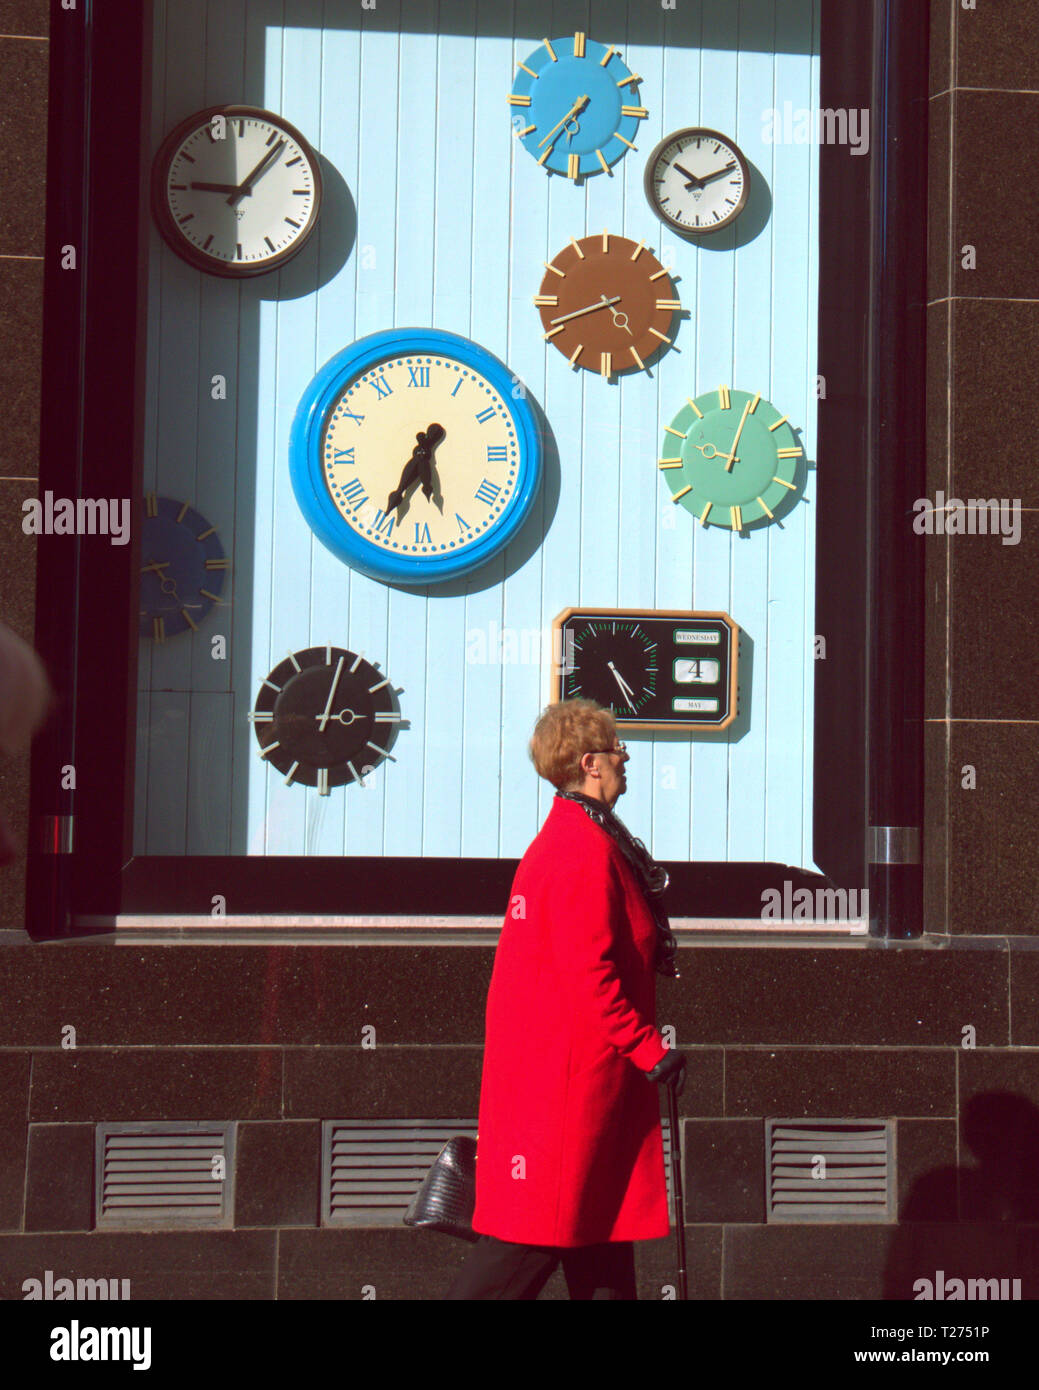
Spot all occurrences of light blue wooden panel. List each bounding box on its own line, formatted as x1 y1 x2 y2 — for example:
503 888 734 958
135 0 822 876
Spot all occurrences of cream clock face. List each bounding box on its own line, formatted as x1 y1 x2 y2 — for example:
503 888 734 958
321 354 521 559
152 105 322 276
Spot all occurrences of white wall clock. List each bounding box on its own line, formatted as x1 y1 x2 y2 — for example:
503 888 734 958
151 104 322 276
644 127 750 236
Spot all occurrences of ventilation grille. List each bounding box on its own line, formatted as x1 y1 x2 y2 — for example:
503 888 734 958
324 1118 680 1227
766 1119 893 1223
95 1123 235 1229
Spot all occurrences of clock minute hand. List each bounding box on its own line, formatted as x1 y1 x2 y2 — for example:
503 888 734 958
549 295 622 327
537 94 590 148
386 423 446 514
227 139 286 207
700 162 737 185
723 399 753 472
608 661 637 712
318 655 345 734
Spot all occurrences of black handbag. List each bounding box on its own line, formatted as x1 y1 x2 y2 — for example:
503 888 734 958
402 1135 479 1242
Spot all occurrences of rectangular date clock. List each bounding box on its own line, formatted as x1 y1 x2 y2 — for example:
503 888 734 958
550 608 739 732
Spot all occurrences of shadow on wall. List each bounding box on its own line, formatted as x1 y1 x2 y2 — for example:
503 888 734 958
884 1092 1039 1300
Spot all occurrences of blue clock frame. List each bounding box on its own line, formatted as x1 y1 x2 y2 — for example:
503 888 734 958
510 32 644 178
289 328 544 585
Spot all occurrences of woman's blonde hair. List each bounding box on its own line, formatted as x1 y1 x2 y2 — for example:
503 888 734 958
529 699 616 790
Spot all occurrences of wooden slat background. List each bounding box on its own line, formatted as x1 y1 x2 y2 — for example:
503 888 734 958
135 0 820 866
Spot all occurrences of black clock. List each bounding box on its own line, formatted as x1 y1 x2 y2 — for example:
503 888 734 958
249 645 401 791
551 608 739 731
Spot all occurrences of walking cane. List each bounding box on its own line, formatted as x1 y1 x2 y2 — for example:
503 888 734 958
667 1080 688 1300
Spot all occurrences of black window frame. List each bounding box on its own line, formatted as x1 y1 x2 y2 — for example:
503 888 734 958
26 0 925 937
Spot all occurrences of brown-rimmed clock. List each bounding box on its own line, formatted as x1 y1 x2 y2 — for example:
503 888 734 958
533 232 681 379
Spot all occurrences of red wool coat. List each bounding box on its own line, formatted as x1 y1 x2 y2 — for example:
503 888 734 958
471 796 672 1247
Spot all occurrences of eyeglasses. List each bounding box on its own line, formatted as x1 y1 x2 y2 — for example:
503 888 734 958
586 742 627 757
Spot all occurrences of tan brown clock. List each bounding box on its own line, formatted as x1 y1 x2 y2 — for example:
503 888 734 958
534 232 681 379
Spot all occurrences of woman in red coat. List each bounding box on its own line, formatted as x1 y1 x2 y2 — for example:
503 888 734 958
445 699 686 1300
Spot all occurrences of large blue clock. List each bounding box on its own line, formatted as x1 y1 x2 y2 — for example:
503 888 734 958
289 329 544 585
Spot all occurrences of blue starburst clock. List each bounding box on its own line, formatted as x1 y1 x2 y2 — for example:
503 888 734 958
508 31 648 180
289 329 544 585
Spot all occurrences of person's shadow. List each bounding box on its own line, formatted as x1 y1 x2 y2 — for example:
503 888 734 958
883 1092 1039 1299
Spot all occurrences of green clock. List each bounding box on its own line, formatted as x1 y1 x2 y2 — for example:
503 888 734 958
658 386 803 533
508 31 647 181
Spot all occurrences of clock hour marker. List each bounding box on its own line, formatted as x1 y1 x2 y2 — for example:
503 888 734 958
204 558 230 569
687 398 704 418
664 426 685 438
368 677 390 693
544 260 565 277
145 493 158 517
772 475 797 490
285 156 302 168
236 243 243 259
730 506 742 532
648 267 670 281
544 325 566 340
569 238 585 259
197 526 216 540
630 345 645 369
658 459 683 468
374 712 403 723
264 237 276 252
757 497 775 519
543 37 557 60
615 134 637 149
175 501 189 523
365 741 390 759
177 213 194 225
152 617 165 643
285 217 301 229
508 93 532 107
719 385 731 409
180 151 195 163
776 447 802 458
316 768 330 796
292 189 309 196
621 105 648 118
596 149 609 173
533 294 558 307
600 44 617 65
574 31 585 58
648 328 672 343
749 392 761 412
249 710 274 722
170 183 187 191
516 63 537 78
259 740 280 758
568 153 580 180
601 230 609 251
284 761 300 785
568 343 583 366
629 240 646 260
263 679 282 693
600 352 611 379
672 485 693 502
617 73 641 87
287 651 301 671
199 589 220 604
656 298 682 310
348 761 365 787
202 235 213 251
768 416 789 431
517 124 536 137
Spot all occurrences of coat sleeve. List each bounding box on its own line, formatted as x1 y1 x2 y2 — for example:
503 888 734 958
547 833 670 1075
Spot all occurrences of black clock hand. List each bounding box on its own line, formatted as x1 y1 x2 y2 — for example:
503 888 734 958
189 181 242 193
386 423 446 514
700 161 738 185
227 139 286 207
673 161 704 190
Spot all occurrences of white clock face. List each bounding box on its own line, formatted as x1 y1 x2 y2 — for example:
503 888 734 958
648 129 748 234
158 108 320 274
321 354 521 558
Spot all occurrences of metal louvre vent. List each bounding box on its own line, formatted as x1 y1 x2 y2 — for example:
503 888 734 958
324 1117 681 1227
95 1123 235 1229
766 1119 894 1223
323 1119 478 1227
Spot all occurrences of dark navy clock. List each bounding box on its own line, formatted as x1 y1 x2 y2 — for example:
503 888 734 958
289 329 543 585
138 494 229 642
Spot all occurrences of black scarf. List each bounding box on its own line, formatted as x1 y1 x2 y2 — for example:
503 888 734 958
554 790 680 979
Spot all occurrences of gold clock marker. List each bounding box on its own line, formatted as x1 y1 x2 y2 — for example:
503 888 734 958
757 497 775 518
687 399 704 418
516 123 536 137
700 501 713 525
768 416 789 431
600 44 617 65
152 617 165 643
616 133 637 149
284 761 300 785
175 501 189 523
568 343 584 366
672 485 693 502
730 506 742 532
601 230 609 251
317 768 329 796
508 93 531 106
181 609 199 631
259 740 280 758
630 345 645 369
601 351 612 379
545 325 566 340
773 476 797 490
574 31 585 57
570 238 585 259
543 37 557 60
776 447 802 458
204 557 229 569
648 327 672 343
719 386 731 409
617 74 641 87
656 298 682 311
533 295 558 307
630 240 646 260
568 153 580 180
621 105 648 118
648 267 669 281
517 62 537 78
544 261 565 277
658 458 683 468
145 492 158 517
596 149 609 173
664 426 685 438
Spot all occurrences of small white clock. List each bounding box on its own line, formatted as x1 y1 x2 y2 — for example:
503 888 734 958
644 127 750 236
151 104 322 276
